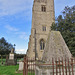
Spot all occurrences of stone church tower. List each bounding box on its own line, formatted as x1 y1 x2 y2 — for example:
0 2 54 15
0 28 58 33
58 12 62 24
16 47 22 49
26 0 55 59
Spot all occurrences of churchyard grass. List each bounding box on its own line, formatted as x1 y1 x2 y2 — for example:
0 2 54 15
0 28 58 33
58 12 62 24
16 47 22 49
0 61 35 75
0 58 34 75
0 65 35 75
0 65 23 75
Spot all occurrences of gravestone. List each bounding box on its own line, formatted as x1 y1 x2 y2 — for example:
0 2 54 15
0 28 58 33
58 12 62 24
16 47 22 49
9 48 14 60
6 48 17 65
18 60 24 71
9 54 14 59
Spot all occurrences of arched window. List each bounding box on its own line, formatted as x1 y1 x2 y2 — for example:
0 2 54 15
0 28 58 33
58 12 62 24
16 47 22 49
40 39 45 50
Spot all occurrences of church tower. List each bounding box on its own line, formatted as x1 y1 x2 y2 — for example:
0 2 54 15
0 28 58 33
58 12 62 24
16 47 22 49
26 0 55 59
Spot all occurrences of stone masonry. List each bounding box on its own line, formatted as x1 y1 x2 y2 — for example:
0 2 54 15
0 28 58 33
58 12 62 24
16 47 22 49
26 0 55 59
42 31 72 62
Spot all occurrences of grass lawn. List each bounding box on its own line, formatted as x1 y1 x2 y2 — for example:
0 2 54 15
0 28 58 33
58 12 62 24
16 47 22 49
0 65 35 75
0 59 35 75
0 65 23 75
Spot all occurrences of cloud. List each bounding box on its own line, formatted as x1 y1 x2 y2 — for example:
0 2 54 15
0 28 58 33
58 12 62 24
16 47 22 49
0 0 33 16
4 24 28 40
16 49 26 54
19 32 28 40
15 31 29 40
5 25 19 31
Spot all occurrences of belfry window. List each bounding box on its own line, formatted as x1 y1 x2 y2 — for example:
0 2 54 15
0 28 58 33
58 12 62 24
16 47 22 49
42 26 46 31
41 5 46 12
40 39 45 50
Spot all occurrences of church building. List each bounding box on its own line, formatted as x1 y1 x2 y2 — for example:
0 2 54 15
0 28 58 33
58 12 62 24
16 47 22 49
26 0 55 59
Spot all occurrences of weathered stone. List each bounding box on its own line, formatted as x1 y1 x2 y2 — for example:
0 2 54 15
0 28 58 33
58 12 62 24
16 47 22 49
6 49 17 65
18 60 24 71
27 0 55 59
9 53 14 60
11 48 15 54
42 31 72 62
6 59 17 65
35 65 75 75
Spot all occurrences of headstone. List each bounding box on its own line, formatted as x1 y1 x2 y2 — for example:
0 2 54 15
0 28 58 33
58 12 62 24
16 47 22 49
6 48 17 65
42 31 72 63
9 53 14 60
9 48 15 60
18 60 24 71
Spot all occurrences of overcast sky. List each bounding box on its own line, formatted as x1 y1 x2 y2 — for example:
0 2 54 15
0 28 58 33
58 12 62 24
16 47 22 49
0 0 75 54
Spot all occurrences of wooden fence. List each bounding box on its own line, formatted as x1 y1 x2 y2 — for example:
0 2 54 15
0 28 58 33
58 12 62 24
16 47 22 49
23 56 75 75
